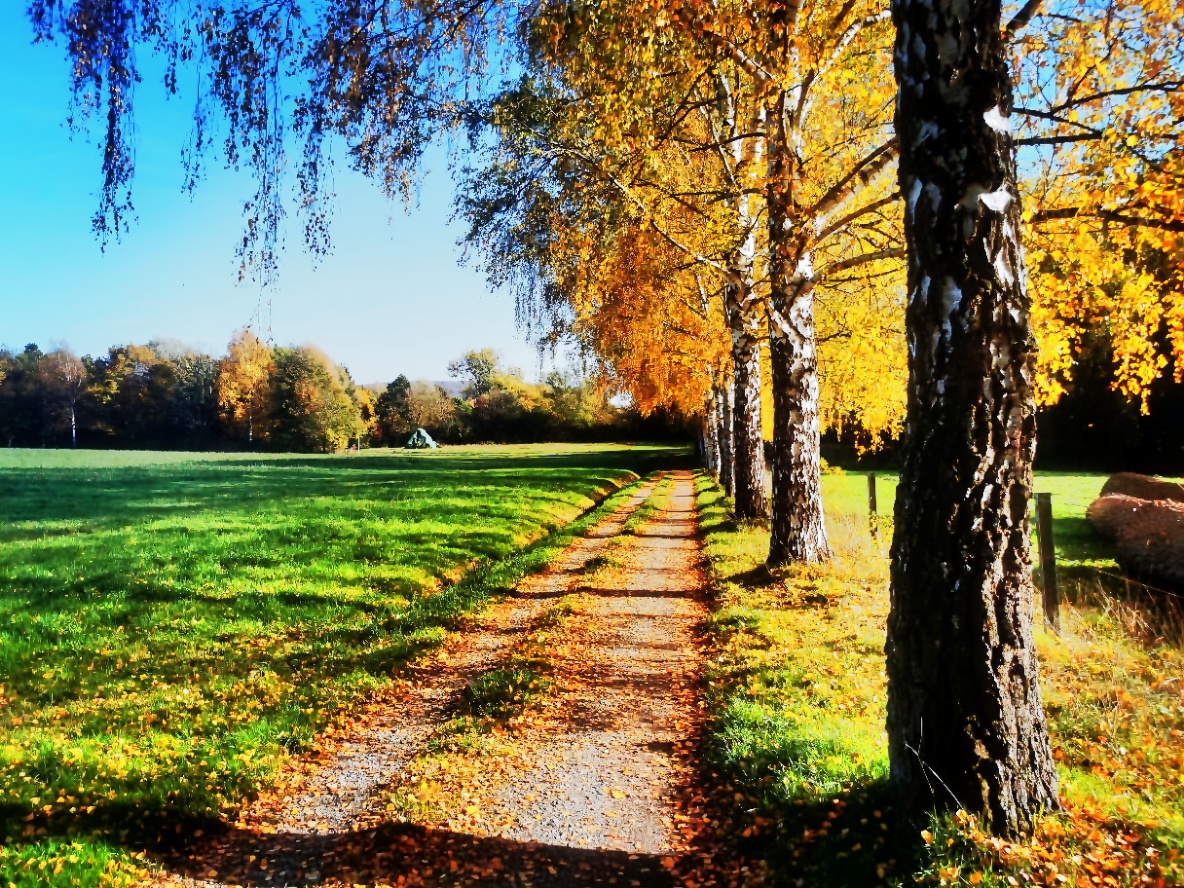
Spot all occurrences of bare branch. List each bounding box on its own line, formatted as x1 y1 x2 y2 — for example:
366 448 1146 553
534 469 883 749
1042 81 1183 116
1015 134 1101 146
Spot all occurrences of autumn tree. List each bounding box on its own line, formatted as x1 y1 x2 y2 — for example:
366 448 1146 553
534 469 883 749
448 349 501 399
216 328 275 446
456 75 748 505
270 346 365 452
28 0 1179 555
879 0 1182 836
481 2 909 545
38 346 87 448
86 344 178 445
457 108 734 465
461 55 776 518
885 0 1060 837
406 380 460 435
1010 0 1184 408
374 375 414 443
542 368 616 434
0 345 48 447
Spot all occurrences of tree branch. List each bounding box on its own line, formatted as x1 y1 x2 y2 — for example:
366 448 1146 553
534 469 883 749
1015 133 1101 146
1042 81 1183 116
816 193 900 243
1004 0 1044 38
1029 206 1184 233
819 247 905 278
809 139 899 222
672 7 774 88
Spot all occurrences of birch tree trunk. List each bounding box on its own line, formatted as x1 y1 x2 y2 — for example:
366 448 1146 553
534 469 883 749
765 140 831 565
886 0 1059 835
703 392 721 478
716 382 735 498
724 277 769 520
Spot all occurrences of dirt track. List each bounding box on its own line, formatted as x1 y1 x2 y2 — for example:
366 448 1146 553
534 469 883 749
159 471 720 887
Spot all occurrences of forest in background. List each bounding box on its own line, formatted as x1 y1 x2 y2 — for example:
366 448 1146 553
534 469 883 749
4 326 1182 470
0 334 685 453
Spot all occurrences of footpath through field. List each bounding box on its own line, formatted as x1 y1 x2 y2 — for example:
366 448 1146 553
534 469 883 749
160 470 725 887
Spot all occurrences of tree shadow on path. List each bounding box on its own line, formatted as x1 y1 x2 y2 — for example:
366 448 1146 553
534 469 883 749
163 820 680 887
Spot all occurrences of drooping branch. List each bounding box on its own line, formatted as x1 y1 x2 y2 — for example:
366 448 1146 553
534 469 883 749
582 158 730 273
671 6 774 88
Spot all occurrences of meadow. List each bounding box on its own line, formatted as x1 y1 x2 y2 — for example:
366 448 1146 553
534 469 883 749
3 450 1179 887
700 470 1184 887
0 444 678 882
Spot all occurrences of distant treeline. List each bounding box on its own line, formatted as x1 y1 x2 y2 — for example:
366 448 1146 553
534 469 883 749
0 335 686 453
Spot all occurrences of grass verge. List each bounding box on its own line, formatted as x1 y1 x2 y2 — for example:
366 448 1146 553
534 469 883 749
696 470 1184 887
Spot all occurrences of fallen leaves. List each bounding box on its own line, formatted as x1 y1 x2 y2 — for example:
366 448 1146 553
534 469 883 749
127 474 749 887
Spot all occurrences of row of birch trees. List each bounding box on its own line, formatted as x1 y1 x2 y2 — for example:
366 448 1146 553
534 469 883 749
30 0 1183 839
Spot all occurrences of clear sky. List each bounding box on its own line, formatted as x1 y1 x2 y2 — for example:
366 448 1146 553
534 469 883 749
0 7 545 385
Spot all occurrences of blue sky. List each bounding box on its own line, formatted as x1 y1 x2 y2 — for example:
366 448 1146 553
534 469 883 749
0 7 544 385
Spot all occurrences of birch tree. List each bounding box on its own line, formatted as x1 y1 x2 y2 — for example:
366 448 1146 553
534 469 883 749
885 0 1060 836
40 347 87 448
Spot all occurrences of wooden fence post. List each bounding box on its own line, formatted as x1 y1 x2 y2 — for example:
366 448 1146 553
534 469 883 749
868 472 878 538
1035 492 1060 633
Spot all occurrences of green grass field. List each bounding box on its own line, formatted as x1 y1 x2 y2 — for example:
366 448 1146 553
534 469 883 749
700 469 1184 887
3 451 1177 887
834 470 1119 567
0 444 681 883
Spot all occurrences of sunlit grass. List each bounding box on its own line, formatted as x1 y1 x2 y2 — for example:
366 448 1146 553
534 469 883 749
697 469 1184 887
0 444 679 884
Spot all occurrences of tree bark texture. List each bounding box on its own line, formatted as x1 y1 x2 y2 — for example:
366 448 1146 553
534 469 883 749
724 277 769 520
886 0 1059 836
716 382 735 498
765 157 831 565
703 392 722 479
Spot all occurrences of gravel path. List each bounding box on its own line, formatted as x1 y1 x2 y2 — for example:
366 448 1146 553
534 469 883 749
157 471 715 887
482 472 706 855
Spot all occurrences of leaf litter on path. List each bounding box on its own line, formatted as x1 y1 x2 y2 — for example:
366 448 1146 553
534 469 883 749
154 472 756 887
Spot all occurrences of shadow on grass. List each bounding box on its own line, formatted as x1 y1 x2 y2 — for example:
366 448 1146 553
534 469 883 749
698 672 929 886
0 448 685 527
726 564 775 588
693 469 931 886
